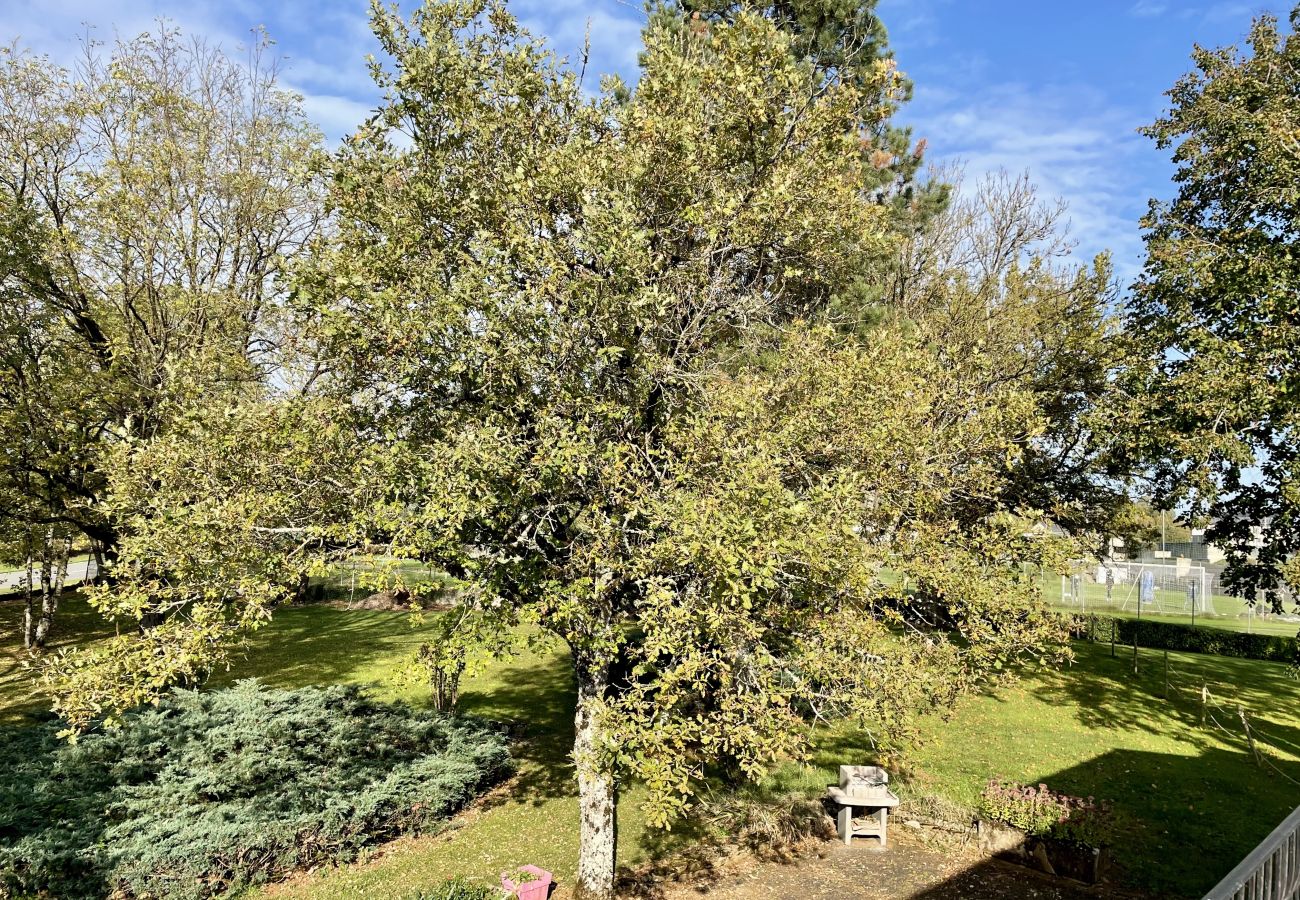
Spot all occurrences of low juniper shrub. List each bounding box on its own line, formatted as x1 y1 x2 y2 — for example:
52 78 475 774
0 680 511 899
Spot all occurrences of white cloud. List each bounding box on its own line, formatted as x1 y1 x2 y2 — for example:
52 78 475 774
0 0 382 140
513 0 645 84
294 89 375 141
1130 1 1170 17
904 80 1158 285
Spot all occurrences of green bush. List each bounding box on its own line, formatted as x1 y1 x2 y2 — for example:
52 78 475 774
410 877 501 899
1072 613 1299 663
0 681 511 899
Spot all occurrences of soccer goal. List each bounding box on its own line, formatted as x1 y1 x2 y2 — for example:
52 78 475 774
1111 560 1216 616
1057 560 1217 617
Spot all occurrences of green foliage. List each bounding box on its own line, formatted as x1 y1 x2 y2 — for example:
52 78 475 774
43 397 369 731
1074 613 1299 663
978 780 1110 847
1129 6 1300 608
0 681 510 899
873 170 1131 544
46 3 1075 895
657 0 948 232
0 30 323 561
410 879 501 900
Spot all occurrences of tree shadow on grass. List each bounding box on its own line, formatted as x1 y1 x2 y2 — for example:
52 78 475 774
620 744 1295 900
218 608 582 806
902 744 1299 900
0 591 122 725
1037 642 1300 764
459 645 578 806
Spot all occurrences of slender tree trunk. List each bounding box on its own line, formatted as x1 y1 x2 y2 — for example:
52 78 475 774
91 540 105 585
573 660 617 900
33 535 72 648
28 527 54 649
21 527 35 650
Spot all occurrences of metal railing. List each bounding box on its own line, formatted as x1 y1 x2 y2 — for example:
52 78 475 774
1206 805 1300 899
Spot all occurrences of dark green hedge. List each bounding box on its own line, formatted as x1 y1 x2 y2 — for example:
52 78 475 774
0 681 511 899
1073 613 1299 663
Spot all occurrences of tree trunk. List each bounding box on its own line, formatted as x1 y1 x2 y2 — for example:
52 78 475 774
91 540 105 585
33 535 72 648
573 661 617 900
21 528 35 650
27 527 54 649
79 524 119 585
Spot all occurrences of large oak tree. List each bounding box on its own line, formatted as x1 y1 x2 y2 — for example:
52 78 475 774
49 3 1072 897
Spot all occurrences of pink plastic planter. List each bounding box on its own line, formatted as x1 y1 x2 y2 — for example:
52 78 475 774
501 865 553 900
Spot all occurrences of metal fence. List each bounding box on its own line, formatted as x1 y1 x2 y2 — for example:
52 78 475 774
1205 805 1300 899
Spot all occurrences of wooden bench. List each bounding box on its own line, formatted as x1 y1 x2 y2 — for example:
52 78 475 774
826 766 900 848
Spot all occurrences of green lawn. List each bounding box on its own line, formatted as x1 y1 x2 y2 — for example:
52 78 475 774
3 594 1300 898
308 558 459 604
899 643 1300 896
0 589 118 725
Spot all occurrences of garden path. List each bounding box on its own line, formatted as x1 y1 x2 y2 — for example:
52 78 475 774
651 831 1150 900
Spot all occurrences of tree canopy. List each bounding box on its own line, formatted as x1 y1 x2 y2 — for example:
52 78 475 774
39 5 1079 898
0 30 323 565
1129 6 1300 608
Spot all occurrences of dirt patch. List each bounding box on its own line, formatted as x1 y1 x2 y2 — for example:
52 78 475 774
641 830 1151 900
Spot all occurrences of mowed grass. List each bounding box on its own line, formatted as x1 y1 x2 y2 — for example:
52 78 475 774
0 590 118 724
3 594 1300 898
901 643 1300 896
722 642 1300 897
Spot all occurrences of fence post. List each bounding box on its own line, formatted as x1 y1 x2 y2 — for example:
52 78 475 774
1239 705 1263 768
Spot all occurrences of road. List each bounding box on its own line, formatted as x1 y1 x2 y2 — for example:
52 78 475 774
0 558 97 597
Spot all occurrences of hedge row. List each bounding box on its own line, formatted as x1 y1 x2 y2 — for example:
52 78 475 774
1072 613 1299 663
0 681 512 899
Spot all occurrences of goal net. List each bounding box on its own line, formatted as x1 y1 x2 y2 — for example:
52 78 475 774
1058 560 1217 616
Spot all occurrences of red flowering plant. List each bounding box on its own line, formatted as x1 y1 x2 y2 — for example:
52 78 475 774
979 780 1111 847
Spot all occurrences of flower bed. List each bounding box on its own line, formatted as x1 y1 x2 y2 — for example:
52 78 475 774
977 780 1112 884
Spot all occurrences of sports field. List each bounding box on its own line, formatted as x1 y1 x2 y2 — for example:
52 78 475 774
1042 569 1300 637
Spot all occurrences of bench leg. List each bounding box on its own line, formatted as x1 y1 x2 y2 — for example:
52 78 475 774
878 807 888 848
837 805 853 845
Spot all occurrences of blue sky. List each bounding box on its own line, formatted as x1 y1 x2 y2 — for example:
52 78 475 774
2 0 1289 283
